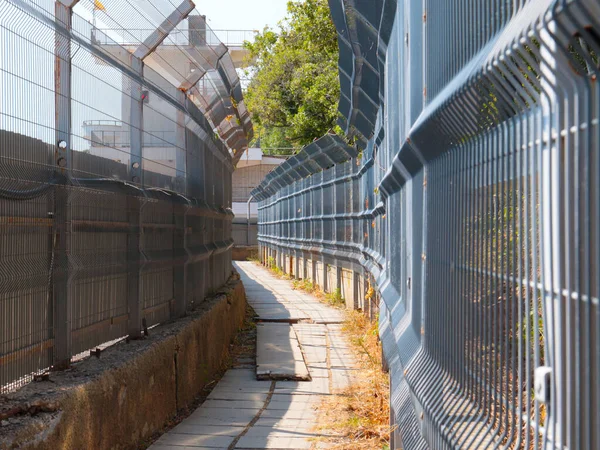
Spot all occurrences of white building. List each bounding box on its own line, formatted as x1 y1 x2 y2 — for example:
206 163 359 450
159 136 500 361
232 148 286 247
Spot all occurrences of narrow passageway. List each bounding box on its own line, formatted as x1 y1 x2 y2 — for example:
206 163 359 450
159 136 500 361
148 262 357 450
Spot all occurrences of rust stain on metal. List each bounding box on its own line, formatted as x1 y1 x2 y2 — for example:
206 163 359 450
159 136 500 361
0 339 54 366
0 216 53 227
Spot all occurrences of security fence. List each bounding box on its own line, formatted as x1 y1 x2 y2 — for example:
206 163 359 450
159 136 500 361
253 0 599 449
0 0 252 392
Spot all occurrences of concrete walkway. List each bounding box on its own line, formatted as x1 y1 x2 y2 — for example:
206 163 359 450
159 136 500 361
148 261 357 450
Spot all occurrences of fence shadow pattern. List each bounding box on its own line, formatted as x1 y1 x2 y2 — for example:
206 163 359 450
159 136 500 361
252 0 599 448
0 0 249 392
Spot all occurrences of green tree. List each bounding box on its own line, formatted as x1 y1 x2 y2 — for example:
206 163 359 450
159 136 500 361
243 0 340 154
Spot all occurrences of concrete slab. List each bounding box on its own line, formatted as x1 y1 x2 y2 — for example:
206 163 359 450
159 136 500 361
269 394 323 404
187 408 259 427
252 418 316 430
235 435 313 449
267 393 321 407
301 346 328 364
208 380 272 393
267 399 320 411
256 323 310 381
242 425 319 437
250 420 341 438
260 408 320 420
252 311 310 322
274 378 330 396
182 415 252 429
331 368 355 391
293 327 326 335
153 432 235 448
207 384 271 394
207 392 268 402
202 399 266 410
150 446 229 450
170 423 246 436
307 367 329 378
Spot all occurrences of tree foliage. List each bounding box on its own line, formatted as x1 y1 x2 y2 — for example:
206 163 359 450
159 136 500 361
244 0 340 154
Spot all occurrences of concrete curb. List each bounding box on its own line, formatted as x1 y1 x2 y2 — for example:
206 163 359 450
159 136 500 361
1 275 246 450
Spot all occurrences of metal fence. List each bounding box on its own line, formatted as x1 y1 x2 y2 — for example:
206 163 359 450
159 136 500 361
91 28 257 47
253 0 599 448
0 0 252 393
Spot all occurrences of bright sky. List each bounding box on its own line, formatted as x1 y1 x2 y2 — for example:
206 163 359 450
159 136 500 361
197 0 290 31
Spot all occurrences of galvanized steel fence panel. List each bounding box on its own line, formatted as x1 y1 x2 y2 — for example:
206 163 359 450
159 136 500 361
253 0 599 448
0 0 249 392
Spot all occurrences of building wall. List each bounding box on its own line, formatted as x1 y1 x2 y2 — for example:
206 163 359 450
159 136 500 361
232 164 276 202
232 157 283 248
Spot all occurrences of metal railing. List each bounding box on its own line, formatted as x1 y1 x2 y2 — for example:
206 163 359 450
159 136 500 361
0 0 243 393
86 3 253 156
87 130 179 148
254 0 600 448
210 29 258 47
92 28 257 47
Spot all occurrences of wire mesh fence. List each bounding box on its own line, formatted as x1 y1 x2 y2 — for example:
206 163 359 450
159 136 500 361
0 0 250 393
90 28 257 47
253 0 599 448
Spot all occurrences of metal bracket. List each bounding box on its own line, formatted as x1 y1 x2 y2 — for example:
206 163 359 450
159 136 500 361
534 366 552 403
133 0 195 60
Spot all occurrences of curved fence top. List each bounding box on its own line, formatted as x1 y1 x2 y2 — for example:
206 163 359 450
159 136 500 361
328 0 398 148
251 134 358 201
73 0 253 156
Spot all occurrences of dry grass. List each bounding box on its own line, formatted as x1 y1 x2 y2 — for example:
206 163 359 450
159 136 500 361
314 310 391 450
292 277 326 301
262 257 293 280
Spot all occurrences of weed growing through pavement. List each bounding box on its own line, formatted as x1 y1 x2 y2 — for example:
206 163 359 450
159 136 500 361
325 288 345 307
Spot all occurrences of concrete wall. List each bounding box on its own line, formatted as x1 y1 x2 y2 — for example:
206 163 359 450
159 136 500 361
259 249 369 314
1 275 246 450
355 271 365 311
315 261 325 291
232 246 257 261
258 245 370 317
340 269 354 309
326 265 337 294
285 255 294 276
232 223 258 247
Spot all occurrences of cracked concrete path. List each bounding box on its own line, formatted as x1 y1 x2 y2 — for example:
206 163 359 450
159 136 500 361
148 262 357 450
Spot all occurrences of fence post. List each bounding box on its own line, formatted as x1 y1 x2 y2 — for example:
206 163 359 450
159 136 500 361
172 92 188 318
353 270 361 310
127 1 195 330
52 0 79 370
172 199 188 318
127 55 144 339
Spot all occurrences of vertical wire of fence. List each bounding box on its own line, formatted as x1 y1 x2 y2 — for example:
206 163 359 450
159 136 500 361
0 0 252 393
253 0 599 448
